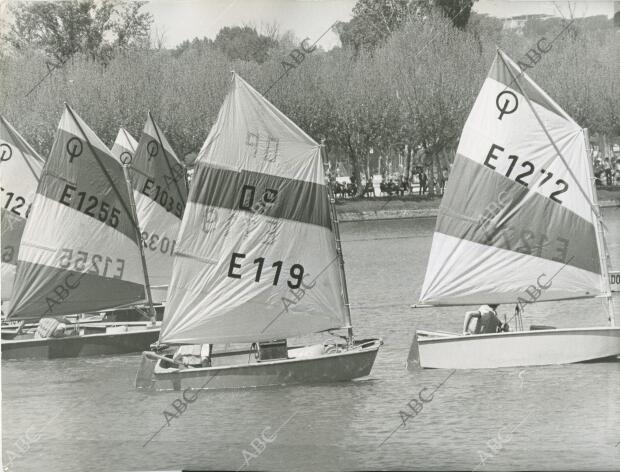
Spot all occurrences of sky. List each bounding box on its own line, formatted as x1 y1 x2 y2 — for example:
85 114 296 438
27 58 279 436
145 0 618 49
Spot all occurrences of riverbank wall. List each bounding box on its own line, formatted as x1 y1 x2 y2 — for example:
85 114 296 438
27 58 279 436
335 197 620 222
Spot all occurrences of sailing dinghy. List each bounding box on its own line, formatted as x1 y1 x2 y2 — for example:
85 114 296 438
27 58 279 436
3 106 160 359
122 114 188 304
409 49 619 369
1 116 45 303
136 73 381 391
111 127 139 165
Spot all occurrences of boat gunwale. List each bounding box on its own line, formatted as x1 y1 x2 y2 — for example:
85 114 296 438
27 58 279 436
416 326 620 345
151 338 382 376
1 327 161 346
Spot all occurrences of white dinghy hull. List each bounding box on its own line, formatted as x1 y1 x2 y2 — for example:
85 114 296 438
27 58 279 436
410 327 620 369
136 339 381 391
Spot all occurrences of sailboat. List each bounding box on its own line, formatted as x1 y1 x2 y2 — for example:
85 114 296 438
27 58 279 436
123 113 188 304
2 105 160 359
409 49 619 369
1 116 45 303
136 73 381 391
111 127 139 164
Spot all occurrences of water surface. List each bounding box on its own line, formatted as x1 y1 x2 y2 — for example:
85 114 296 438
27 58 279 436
2 209 619 471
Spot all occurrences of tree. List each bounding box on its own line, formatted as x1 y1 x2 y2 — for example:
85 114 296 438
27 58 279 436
4 0 152 65
213 26 277 63
174 36 215 57
337 0 476 55
433 0 476 30
337 0 412 54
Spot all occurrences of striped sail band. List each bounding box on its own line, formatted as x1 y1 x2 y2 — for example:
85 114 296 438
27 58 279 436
7 260 144 319
1 209 26 253
436 154 600 275
189 163 332 230
36 129 137 241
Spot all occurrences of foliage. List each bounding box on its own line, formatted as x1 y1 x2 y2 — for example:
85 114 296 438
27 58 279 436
0 6 617 180
337 0 476 55
3 0 152 65
213 26 277 63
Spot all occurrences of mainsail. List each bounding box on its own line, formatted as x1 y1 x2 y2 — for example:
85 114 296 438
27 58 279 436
1 117 45 301
6 105 145 320
127 113 188 303
111 127 139 165
160 73 347 344
419 49 604 306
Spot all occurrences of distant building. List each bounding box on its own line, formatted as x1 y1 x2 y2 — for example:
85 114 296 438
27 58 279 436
501 14 551 35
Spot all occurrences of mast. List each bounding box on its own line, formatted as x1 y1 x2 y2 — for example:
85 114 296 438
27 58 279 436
123 165 157 322
321 139 354 345
498 52 612 320
583 128 615 326
66 104 155 322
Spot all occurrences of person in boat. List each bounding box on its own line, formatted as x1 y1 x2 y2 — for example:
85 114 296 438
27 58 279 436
35 317 68 339
463 304 504 334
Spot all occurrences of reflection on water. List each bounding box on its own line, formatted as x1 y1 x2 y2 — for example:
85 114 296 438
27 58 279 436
2 212 619 471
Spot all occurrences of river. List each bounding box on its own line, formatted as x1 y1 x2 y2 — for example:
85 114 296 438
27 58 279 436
2 209 619 471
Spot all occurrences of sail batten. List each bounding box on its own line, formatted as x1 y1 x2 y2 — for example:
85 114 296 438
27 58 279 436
160 73 346 345
419 50 603 306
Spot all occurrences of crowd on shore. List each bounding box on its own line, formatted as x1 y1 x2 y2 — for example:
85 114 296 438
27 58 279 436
329 151 620 200
594 155 620 186
331 166 449 199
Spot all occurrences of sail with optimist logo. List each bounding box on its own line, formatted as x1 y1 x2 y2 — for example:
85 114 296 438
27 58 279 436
111 128 139 164
419 49 608 306
6 105 146 320
125 113 188 303
1 116 45 301
159 73 347 345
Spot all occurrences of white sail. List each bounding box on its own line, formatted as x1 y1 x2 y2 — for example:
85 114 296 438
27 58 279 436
7 106 145 319
420 50 603 306
160 73 347 344
127 113 187 303
110 128 138 165
0 117 45 301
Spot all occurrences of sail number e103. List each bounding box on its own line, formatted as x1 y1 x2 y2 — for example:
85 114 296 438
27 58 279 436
227 252 305 289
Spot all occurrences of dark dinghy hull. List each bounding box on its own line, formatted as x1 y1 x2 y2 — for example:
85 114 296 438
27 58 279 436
136 339 382 391
1 327 160 360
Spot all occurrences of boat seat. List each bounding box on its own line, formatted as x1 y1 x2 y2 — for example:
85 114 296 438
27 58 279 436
174 344 202 366
174 344 212 367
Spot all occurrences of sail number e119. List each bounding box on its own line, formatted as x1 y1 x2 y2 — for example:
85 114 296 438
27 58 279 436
227 252 305 289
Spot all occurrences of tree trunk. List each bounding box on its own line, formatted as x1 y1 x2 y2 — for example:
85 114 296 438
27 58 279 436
405 144 412 182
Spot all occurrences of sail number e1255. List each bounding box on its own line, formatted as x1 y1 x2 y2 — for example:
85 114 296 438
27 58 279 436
227 252 305 289
60 184 121 227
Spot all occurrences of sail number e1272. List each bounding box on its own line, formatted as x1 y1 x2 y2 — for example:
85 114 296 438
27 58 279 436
484 144 569 204
1 186 32 217
227 252 305 289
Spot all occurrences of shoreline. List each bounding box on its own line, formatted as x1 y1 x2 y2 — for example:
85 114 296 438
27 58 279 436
334 192 620 222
